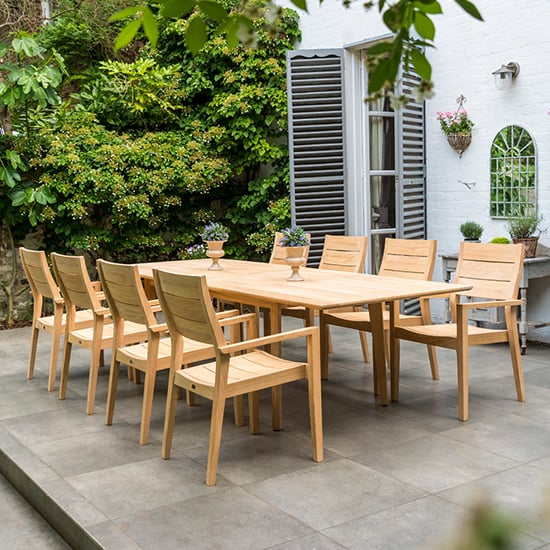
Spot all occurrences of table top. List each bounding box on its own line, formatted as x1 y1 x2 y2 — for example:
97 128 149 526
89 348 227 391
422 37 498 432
138 259 471 309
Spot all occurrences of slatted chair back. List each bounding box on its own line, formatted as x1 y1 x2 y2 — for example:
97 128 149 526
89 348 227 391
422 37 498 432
319 235 368 273
153 269 226 350
378 238 437 281
97 260 157 329
20 247 62 304
51 253 103 314
452 242 524 301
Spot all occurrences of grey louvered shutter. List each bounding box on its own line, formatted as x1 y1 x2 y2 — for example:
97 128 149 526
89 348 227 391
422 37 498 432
286 50 345 266
397 70 426 240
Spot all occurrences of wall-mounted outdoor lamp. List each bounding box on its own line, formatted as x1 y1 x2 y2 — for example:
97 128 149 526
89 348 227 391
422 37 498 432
492 62 520 90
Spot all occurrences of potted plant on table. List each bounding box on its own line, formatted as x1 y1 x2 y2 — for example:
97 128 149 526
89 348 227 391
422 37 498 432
506 213 546 258
279 226 310 281
201 222 229 270
460 221 484 242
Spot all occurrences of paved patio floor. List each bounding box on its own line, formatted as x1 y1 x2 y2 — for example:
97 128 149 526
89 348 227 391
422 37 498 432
1 319 550 549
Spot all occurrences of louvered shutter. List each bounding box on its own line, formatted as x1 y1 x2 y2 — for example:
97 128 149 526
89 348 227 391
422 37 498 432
286 50 346 266
397 70 427 315
397 70 426 240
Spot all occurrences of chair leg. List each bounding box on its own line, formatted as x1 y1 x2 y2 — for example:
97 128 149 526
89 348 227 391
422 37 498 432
248 391 260 434
507 309 525 402
105 357 120 427
161 380 179 460
58 339 73 400
206 394 226 486
456 308 469 421
427 345 439 380
390 333 401 402
27 324 40 381
359 330 370 364
47 305 64 391
139 369 157 445
233 395 245 427
272 386 282 430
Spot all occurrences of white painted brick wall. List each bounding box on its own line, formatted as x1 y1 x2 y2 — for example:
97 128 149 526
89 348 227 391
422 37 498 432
285 0 550 342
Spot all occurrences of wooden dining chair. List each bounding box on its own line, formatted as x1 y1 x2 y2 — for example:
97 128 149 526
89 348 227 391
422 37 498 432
153 268 323 486
51 253 149 415
320 238 439 385
19 247 94 392
281 234 369 362
97 260 244 445
390 242 525 421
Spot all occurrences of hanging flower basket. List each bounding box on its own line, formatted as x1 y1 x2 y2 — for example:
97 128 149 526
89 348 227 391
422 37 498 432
446 133 472 158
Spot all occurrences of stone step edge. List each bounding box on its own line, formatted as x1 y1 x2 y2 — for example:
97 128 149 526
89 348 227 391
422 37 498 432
0 448 105 550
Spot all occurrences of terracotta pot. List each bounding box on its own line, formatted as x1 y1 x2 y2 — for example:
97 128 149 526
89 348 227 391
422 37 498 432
512 237 538 258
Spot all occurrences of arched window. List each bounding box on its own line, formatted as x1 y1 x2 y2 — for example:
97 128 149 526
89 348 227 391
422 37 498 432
490 125 536 217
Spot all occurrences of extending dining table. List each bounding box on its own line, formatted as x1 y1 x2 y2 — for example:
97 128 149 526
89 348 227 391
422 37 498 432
138 258 471 406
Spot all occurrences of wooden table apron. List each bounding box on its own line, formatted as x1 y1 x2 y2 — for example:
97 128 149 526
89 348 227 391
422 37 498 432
138 258 469 405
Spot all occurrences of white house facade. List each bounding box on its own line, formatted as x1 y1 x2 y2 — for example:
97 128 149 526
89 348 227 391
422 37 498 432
283 0 550 343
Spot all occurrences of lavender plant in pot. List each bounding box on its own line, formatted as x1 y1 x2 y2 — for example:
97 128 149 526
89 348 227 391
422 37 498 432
279 226 310 281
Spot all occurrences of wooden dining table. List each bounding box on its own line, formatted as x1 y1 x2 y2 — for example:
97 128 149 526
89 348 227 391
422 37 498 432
138 258 471 406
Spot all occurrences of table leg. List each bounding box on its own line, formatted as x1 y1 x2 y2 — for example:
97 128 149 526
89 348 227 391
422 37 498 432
263 304 283 429
368 302 388 405
520 287 528 355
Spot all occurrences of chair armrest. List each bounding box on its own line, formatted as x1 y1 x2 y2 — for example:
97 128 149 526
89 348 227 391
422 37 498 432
95 291 106 301
219 326 318 355
458 299 522 310
150 322 168 333
215 309 241 320
90 281 102 291
95 306 111 316
218 312 256 327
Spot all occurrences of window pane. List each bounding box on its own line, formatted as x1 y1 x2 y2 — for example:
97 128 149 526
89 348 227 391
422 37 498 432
490 125 536 218
370 175 396 230
369 116 395 171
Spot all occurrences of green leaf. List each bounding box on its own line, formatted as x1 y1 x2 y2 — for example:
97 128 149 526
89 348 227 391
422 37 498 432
416 1 443 15
142 8 159 46
368 58 392 94
162 0 196 18
10 190 27 205
289 0 308 11
199 1 229 21
109 5 144 21
409 48 432 80
366 42 393 56
185 16 208 55
454 0 483 20
414 11 435 40
114 20 143 52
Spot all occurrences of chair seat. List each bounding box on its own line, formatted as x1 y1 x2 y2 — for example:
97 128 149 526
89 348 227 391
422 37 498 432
396 323 510 346
175 350 307 398
36 309 97 332
69 320 148 349
116 336 214 371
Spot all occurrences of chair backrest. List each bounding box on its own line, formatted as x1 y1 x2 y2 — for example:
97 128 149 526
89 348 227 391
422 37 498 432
378 238 437 281
153 269 226 349
19 247 61 303
51 253 103 312
97 260 157 327
453 242 524 301
270 231 311 265
319 235 368 273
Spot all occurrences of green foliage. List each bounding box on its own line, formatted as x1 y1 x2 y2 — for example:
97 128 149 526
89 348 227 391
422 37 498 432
491 237 510 244
279 226 310 247
200 222 229 241
506 214 545 239
76 59 186 131
111 0 483 101
30 112 231 261
460 220 483 240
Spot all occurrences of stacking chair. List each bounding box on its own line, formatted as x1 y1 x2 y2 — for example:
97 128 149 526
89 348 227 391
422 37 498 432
281 234 369 363
390 242 525 421
19 247 94 391
154 268 323 486
97 260 243 445
51 253 149 415
320 238 439 385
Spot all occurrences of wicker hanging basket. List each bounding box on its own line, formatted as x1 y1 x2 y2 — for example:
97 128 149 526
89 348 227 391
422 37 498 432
446 133 472 158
